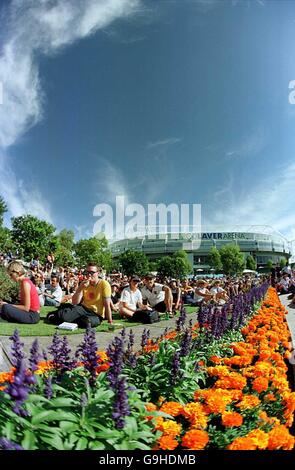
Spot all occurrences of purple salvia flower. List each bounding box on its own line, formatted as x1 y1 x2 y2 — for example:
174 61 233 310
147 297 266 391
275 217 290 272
107 335 124 389
44 375 53 400
9 330 25 367
140 328 150 349
0 437 23 450
29 339 40 373
180 329 192 357
171 351 180 385
5 360 29 417
120 327 126 339
176 305 187 332
112 376 130 429
76 327 98 387
127 329 135 355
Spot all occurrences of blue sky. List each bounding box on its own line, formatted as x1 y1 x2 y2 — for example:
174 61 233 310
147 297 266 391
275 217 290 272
0 0 295 244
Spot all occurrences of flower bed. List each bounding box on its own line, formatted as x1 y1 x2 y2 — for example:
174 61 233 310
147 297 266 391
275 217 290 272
0 286 294 450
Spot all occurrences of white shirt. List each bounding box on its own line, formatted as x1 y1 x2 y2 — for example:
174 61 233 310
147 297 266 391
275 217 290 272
48 284 63 303
141 283 165 307
120 287 142 311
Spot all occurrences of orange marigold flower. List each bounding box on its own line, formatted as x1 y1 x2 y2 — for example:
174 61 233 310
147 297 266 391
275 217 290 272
247 429 269 450
204 389 233 414
97 351 108 362
145 402 157 412
222 411 243 427
236 395 261 410
182 402 208 429
161 420 182 438
264 393 276 402
227 437 257 451
160 401 183 417
252 377 268 393
157 435 179 450
267 425 295 450
181 430 209 450
209 356 223 364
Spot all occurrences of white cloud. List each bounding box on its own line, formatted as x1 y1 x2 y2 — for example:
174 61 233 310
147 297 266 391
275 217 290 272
209 162 295 240
225 127 267 159
146 137 181 149
0 151 53 223
0 0 142 224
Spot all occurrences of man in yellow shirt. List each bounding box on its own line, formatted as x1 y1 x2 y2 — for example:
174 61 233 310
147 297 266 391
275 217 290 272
47 263 113 329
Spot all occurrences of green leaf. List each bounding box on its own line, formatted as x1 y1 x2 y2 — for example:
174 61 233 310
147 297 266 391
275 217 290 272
3 421 16 441
88 441 105 450
128 440 151 450
31 410 59 425
76 437 88 450
123 416 138 437
59 421 79 433
21 430 36 450
39 433 65 450
48 397 76 408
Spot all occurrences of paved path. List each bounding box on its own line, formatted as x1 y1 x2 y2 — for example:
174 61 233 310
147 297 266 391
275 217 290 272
280 294 295 349
0 311 199 373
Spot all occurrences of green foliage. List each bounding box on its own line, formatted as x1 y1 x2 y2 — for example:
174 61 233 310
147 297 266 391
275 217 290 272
11 215 56 262
74 236 112 270
157 250 192 279
246 255 257 271
266 259 273 271
0 266 19 302
54 229 75 267
280 258 287 268
208 247 223 272
0 370 159 451
0 227 15 253
118 249 149 277
0 196 7 227
219 244 245 275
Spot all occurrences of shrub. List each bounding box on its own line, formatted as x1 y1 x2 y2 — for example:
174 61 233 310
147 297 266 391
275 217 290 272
0 266 19 302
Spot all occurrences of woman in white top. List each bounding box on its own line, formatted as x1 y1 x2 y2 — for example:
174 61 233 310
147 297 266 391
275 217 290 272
119 276 151 319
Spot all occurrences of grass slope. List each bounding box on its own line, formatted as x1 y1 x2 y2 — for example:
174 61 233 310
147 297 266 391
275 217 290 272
0 306 198 337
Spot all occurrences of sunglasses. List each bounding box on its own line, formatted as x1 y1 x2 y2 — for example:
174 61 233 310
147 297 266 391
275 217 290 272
85 270 97 275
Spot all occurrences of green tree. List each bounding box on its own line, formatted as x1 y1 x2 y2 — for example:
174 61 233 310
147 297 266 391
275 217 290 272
54 229 75 266
157 251 192 279
266 259 273 271
0 227 15 253
219 244 245 276
0 196 7 227
118 249 149 277
280 258 287 269
208 246 223 272
11 215 56 262
74 236 112 270
246 255 257 271
156 256 175 278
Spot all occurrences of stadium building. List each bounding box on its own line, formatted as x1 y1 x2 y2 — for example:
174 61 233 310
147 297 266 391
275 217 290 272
110 226 292 274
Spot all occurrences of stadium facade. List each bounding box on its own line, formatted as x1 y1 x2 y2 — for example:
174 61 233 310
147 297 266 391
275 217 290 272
110 226 292 274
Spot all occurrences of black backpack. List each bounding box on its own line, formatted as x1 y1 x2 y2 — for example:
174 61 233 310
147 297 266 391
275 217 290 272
130 309 160 324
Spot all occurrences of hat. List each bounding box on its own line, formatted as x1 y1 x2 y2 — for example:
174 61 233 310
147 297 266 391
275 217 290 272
145 273 156 279
197 279 207 285
131 276 141 282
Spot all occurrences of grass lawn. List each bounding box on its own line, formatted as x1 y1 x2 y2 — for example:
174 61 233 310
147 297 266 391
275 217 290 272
0 305 198 337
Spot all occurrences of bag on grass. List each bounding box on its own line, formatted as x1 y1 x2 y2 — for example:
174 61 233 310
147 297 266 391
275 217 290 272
130 309 160 324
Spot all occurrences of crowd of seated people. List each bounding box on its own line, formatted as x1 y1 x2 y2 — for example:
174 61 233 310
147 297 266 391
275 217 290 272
0 250 273 326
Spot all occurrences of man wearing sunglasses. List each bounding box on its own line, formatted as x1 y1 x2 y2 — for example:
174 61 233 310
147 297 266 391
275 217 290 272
47 262 113 329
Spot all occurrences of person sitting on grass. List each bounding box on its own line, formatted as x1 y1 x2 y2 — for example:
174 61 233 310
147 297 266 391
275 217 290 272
0 261 40 324
47 262 114 329
110 282 121 312
193 279 216 305
141 273 173 317
169 279 181 313
210 280 229 304
44 275 63 307
119 276 151 319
